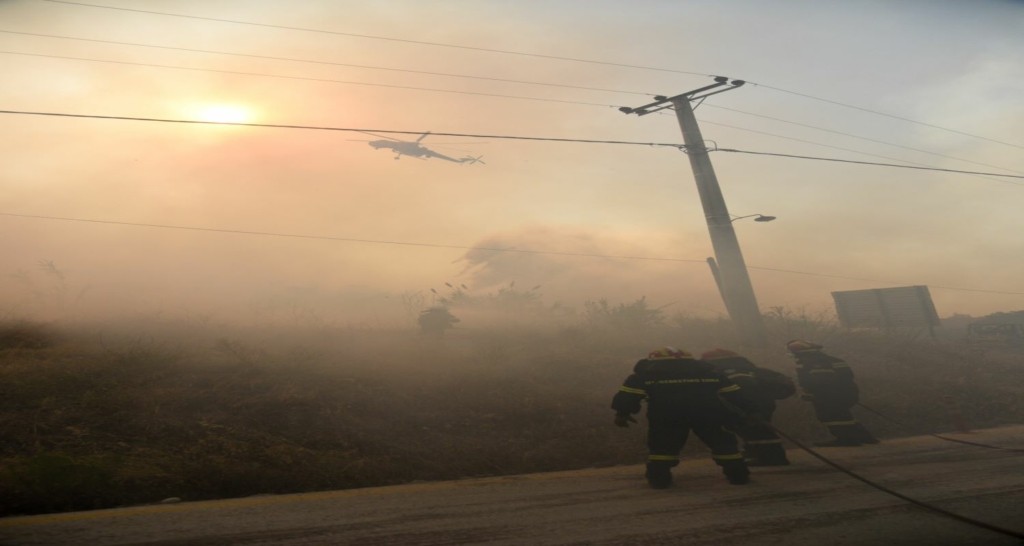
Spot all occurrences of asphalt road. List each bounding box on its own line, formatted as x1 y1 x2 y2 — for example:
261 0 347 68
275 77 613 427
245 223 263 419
2 426 1023 546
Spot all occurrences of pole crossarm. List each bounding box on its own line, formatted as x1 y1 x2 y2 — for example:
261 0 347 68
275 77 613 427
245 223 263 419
618 76 746 116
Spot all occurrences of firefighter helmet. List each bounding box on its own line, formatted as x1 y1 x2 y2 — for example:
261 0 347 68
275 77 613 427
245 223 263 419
786 339 822 353
700 348 740 361
647 347 693 360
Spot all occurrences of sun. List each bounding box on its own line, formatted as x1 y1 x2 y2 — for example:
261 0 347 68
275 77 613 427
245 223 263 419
194 104 253 124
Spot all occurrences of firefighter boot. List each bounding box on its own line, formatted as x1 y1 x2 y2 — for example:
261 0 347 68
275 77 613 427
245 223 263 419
813 438 862 447
721 460 750 485
645 462 673 489
748 443 790 466
743 442 789 466
852 423 880 444
818 423 864 446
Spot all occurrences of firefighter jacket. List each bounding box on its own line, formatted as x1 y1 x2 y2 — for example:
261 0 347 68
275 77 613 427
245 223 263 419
612 357 756 426
709 356 796 416
793 350 859 406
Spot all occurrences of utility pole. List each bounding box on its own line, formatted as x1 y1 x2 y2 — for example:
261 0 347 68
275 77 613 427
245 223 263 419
620 76 767 345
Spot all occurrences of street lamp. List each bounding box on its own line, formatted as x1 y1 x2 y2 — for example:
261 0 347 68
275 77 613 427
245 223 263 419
731 214 776 223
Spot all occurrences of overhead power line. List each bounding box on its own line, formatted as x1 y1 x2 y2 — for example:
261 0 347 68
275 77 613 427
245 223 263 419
39 0 711 77
0 51 621 109
0 109 683 147
743 265 1024 296
40 0 1023 150
7 50 1019 182
715 148 1024 183
705 105 1024 176
9 34 1024 176
693 117 1021 185
0 212 704 263
6 30 1020 178
0 30 654 97
7 48 1022 183
746 82 1024 151
1 109 1021 182
3 212 1022 297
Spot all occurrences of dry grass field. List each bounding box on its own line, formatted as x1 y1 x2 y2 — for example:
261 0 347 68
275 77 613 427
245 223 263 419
2 311 1021 516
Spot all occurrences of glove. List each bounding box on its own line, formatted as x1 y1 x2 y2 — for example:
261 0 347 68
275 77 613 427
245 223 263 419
614 414 637 428
800 393 815 401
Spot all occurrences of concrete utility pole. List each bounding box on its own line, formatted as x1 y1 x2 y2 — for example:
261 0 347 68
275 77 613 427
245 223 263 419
620 77 767 345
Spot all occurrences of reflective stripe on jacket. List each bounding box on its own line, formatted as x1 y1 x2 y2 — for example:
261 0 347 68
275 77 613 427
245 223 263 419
612 358 754 424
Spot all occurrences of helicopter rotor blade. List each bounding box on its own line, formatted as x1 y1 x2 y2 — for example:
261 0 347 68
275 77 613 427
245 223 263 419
354 131 405 142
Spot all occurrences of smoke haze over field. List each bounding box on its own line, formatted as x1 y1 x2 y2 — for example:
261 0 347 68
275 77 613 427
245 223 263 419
2 0 1022 324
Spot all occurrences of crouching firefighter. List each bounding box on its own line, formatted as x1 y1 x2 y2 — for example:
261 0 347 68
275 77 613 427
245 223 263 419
611 347 759 489
702 348 796 466
787 339 879 447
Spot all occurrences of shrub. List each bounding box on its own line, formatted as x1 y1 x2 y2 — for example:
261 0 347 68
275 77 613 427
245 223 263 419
2 314 1022 515
0 320 59 350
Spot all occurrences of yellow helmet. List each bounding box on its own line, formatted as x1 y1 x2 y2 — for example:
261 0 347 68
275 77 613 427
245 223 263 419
786 339 822 353
647 347 693 360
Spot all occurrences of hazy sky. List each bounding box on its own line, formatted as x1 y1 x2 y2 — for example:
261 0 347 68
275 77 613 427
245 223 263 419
1 0 1022 323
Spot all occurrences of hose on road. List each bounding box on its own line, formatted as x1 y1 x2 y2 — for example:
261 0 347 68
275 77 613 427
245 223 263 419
765 422 1024 541
856 402 1024 454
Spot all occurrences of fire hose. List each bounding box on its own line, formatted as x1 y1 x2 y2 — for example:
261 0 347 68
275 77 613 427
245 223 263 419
761 419 1024 541
856 401 1024 454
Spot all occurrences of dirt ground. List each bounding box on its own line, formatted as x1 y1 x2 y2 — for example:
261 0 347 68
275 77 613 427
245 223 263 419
2 425 1022 546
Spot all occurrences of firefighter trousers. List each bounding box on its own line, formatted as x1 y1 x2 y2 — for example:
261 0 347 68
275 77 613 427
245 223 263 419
812 401 878 444
733 419 789 465
646 422 749 483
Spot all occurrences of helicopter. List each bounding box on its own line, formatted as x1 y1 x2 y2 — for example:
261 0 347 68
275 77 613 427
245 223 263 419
357 131 485 164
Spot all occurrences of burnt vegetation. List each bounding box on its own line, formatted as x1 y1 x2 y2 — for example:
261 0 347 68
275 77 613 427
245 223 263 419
2 302 1022 516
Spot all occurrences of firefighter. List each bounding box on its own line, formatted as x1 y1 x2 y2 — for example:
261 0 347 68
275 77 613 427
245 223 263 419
787 339 879 447
701 348 795 466
611 347 757 489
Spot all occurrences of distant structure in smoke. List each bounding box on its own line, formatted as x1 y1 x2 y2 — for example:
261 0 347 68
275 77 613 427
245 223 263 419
417 306 460 338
